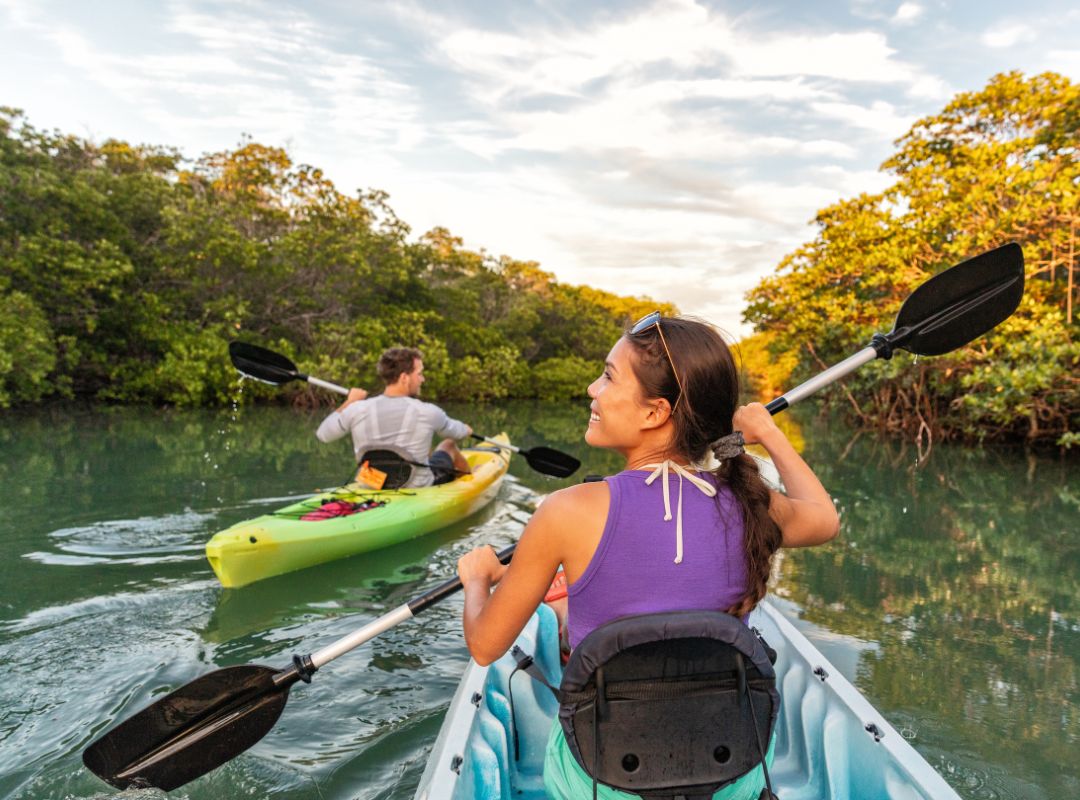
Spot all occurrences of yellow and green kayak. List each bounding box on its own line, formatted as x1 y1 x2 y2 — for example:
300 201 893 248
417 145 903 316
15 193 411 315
206 435 512 588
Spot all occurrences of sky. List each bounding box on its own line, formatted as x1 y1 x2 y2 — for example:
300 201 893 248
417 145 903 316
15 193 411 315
1 0 1078 338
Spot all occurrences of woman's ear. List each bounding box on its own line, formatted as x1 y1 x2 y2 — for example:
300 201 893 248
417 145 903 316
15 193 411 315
642 398 673 429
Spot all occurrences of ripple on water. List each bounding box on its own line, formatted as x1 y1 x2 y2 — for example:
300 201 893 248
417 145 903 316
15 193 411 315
0 579 219 791
932 749 1050 800
23 510 217 567
1 474 543 799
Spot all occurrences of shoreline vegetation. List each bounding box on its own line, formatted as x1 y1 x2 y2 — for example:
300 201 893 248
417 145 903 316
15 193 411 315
1 71 1075 445
738 72 1077 447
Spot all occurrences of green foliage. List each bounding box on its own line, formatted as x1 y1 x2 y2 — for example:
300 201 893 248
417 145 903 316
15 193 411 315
441 346 531 402
531 356 602 402
744 72 1080 443
0 108 671 407
0 291 56 406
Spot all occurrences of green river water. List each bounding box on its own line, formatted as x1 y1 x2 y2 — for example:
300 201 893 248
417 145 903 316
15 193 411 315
0 401 1077 799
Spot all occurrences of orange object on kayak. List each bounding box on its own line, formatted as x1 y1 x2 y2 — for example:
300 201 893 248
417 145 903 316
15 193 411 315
544 571 568 603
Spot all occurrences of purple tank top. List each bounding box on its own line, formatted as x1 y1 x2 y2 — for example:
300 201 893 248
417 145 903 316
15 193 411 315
566 468 749 649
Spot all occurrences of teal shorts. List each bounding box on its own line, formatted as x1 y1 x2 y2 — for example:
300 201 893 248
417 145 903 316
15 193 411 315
542 720 776 800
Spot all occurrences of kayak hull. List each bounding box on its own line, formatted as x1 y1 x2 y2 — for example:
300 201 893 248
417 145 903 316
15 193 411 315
206 435 511 588
416 600 961 800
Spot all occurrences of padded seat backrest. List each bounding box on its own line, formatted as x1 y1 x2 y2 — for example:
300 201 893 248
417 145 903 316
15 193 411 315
558 610 778 800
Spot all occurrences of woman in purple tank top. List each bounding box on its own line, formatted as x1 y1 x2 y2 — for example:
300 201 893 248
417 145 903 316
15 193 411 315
456 314 840 798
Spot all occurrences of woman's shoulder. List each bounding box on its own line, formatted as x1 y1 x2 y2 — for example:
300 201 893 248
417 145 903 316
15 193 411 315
530 479 611 533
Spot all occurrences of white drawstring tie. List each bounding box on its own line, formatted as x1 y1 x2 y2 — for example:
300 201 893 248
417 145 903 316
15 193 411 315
643 460 716 564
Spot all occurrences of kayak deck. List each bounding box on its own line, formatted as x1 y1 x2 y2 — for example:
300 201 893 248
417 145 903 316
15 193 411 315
416 601 961 800
206 436 511 588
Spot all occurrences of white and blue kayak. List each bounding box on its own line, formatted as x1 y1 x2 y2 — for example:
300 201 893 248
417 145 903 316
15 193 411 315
415 601 961 800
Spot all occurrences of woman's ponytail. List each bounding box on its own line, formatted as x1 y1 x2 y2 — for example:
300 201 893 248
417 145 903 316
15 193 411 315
716 452 781 617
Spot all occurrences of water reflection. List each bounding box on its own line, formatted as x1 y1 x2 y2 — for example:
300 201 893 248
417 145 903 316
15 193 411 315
774 415 1080 800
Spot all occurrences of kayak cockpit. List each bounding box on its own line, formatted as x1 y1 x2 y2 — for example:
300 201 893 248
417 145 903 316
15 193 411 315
416 602 961 800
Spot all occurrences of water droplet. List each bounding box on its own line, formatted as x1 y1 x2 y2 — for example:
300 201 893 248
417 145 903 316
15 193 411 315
913 354 920 365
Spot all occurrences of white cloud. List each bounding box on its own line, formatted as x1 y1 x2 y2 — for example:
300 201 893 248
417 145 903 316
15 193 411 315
19 2 428 158
981 22 1037 48
891 3 924 25
808 165 896 197
811 99 914 137
729 30 913 83
1043 48 1080 76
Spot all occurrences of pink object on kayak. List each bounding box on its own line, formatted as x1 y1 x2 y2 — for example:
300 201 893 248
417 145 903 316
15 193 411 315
300 499 384 521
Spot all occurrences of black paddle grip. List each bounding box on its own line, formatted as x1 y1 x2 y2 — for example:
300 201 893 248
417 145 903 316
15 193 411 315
870 332 895 360
764 397 788 415
408 545 517 615
272 654 318 689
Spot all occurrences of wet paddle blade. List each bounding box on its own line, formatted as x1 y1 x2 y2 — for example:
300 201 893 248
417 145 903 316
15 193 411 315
83 664 290 792
523 446 581 478
229 341 302 385
889 243 1024 356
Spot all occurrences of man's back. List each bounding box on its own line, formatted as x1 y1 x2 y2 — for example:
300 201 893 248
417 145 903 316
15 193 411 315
316 394 470 487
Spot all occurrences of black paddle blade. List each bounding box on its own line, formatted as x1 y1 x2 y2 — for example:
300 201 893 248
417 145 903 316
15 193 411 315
229 341 302 385
888 243 1024 356
523 446 581 478
83 664 289 791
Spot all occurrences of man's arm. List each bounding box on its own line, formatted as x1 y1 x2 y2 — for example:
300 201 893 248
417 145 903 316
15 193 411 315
336 387 368 412
316 388 367 443
433 406 471 440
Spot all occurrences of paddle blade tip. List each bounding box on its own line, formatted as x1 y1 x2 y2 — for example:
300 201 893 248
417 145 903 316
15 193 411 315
82 664 289 792
891 242 1026 356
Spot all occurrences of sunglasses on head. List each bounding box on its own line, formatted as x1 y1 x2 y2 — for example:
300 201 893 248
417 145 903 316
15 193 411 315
629 311 684 414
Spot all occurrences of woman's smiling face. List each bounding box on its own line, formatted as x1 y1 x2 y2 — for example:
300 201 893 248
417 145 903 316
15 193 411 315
585 337 650 452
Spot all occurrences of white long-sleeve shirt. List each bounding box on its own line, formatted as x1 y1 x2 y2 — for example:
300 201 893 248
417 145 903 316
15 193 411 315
315 394 470 487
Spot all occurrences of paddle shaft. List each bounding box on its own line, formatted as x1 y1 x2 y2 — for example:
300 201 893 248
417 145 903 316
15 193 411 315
310 544 516 668
308 375 349 395
765 345 879 414
473 433 522 454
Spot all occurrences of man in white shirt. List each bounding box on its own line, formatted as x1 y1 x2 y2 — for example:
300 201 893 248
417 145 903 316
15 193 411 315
316 347 473 488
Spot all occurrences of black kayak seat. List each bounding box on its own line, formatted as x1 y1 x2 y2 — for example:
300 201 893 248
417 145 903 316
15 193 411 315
513 609 779 800
355 447 416 489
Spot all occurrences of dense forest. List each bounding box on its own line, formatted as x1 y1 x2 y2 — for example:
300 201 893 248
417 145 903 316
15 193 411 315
1 71 1076 445
741 72 1078 446
0 108 670 408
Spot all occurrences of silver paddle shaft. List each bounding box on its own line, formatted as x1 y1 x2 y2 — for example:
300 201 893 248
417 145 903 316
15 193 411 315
768 346 878 412
307 376 350 396
307 544 516 669
311 605 414 668
476 435 521 454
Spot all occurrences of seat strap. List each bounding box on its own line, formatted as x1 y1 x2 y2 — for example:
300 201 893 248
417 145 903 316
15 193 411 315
508 646 560 762
510 646 560 697
736 652 778 800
